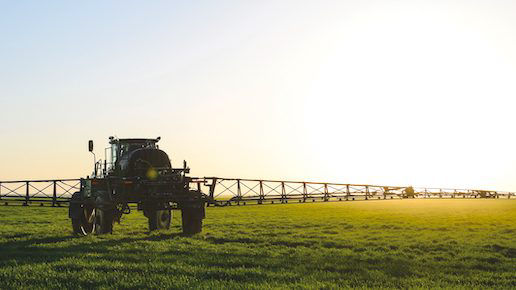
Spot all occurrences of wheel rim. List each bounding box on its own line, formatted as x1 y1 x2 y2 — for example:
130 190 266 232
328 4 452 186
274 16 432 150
159 210 171 228
75 206 95 235
160 211 170 222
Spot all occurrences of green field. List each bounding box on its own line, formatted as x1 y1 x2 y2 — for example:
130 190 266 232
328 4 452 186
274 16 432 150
0 199 514 289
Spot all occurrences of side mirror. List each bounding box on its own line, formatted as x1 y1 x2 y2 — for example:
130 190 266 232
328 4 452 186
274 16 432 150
183 160 187 169
88 140 94 152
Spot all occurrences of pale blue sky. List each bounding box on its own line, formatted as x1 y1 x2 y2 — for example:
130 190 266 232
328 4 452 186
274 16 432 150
1 1 516 191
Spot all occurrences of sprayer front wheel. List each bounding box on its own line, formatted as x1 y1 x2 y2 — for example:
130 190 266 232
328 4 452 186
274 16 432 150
181 207 203 235
71 206 95 235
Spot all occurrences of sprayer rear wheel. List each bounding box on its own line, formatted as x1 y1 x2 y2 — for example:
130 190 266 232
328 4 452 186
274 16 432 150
148 209 172 231
94 208 114 234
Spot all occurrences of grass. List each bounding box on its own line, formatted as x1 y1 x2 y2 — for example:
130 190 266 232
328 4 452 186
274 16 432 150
0 199 515 289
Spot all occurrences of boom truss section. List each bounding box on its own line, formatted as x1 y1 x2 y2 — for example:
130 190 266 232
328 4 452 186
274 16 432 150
193 178 515 206
1 178 512 206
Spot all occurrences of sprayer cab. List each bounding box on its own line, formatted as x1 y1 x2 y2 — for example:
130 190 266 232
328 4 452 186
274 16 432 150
108 137 161 170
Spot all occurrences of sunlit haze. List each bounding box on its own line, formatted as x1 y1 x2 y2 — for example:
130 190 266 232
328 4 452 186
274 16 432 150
1 1 515 191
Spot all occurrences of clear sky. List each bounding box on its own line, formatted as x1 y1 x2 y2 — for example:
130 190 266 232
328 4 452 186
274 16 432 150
1 0 515 191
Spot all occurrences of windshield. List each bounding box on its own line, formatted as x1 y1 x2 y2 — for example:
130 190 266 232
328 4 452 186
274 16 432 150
120 143 131 157
119 142 156 156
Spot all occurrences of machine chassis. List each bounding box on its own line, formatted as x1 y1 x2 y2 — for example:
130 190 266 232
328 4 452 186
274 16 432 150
68 137 206 236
